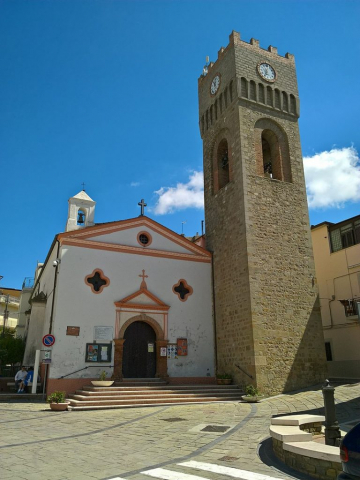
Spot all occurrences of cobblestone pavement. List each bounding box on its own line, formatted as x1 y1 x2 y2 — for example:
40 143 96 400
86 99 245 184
0 383 359 480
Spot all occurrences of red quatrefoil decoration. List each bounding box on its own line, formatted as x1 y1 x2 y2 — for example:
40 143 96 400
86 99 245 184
172 279 193 302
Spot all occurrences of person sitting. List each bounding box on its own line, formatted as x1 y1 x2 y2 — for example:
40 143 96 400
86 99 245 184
18 367 34 393
14 366 27 391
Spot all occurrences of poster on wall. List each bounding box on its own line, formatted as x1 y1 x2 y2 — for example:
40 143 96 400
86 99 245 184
177 338 188 356
85 343 112 363
167 344 178 359
94 326 113 341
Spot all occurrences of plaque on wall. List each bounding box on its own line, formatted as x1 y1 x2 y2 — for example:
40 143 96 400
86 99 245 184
160 347 167 357
94 326 113 341
66 326 80 336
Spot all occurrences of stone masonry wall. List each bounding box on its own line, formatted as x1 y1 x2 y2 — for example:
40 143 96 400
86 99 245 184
272 438 342 480
199 31 327 394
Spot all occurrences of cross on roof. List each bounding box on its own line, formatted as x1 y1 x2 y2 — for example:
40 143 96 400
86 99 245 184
81 182 86 191
139 269 148 289
138 199 147 216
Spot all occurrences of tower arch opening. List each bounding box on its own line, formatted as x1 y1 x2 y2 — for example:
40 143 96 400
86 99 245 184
255 119 292 182
216 138 230 190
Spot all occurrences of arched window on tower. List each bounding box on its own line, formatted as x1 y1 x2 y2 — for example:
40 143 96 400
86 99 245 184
258 84 265 104
241 78 248 98
250 81 256 101
77 209 86 226
255 119 292 183
217 139 230 190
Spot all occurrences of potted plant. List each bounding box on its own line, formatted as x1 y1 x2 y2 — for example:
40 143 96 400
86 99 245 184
242 384 260 402
91 370 114 387
47 391 69 411
216 373 232 385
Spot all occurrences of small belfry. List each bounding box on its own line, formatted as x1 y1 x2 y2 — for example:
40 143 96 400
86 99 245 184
198 31 327 395
65 189 96 232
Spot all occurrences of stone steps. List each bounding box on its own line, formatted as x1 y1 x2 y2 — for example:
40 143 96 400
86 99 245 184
67 383 244 411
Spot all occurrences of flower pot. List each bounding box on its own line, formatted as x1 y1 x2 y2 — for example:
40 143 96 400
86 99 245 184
241 395 259 403
216 378 232 385
50 402 69 411
91 381 114 387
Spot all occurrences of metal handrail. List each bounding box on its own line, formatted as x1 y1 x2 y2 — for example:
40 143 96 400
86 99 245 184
235 363 254 379
22 277 34 289
58 365 114 379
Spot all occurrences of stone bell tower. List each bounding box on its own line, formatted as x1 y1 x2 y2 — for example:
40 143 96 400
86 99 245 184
198 31 327 394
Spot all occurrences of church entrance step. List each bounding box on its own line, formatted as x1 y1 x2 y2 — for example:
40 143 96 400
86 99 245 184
67 384 245 411
74 387 241 397
115 378 168 387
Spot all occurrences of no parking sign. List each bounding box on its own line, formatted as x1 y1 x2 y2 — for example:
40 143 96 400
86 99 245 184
42 334 55 347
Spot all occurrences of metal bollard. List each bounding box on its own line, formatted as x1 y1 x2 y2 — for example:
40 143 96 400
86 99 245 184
322 379 341 446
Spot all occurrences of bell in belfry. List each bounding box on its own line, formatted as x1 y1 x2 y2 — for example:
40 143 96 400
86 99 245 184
77 211 85 224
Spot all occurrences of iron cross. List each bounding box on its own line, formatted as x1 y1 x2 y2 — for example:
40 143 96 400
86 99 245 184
138 199 147 216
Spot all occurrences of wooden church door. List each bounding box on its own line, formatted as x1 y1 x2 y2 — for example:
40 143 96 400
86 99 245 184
122 321 156 378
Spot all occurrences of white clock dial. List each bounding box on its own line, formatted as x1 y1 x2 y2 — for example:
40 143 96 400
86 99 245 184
258 63 276 82
210 75 221 95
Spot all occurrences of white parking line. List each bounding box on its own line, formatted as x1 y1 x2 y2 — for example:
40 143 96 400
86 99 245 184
141 467 209 480
178 461 285 480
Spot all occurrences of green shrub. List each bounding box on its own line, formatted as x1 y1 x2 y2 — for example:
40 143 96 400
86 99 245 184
47 391 66 404
245 384 259 397
216 373 232 379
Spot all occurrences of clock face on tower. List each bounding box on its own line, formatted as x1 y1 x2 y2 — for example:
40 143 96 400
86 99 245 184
210 74 221 95
257 63 276 82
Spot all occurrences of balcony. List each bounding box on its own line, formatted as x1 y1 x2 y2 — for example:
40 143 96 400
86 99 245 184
22 277 34 289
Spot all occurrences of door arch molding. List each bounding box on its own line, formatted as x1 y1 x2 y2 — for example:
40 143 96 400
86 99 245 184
119 314 165 340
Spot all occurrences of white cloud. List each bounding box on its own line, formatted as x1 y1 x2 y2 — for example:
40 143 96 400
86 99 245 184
130 182 140 187
153 171 204 215
304 147 360 209
153 147 360 215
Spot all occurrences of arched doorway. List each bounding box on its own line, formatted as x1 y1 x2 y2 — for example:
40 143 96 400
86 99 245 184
122 321 156 378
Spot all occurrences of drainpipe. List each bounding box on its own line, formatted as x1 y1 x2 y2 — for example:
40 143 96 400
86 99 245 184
49 240 60 334
210 251 218 376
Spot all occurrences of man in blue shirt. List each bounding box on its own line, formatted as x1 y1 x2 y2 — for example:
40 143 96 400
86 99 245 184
18 367 34 393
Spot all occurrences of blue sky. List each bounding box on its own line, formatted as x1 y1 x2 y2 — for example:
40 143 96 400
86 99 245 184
1 0 359 289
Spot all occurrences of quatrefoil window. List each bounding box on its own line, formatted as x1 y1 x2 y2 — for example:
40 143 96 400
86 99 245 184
85 269 110 294
172 279 193 302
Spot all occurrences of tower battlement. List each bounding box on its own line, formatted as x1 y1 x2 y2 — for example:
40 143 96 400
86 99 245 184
199 30 294 84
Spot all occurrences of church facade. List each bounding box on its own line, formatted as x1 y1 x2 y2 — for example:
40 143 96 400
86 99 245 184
23 191 215 394
23 31 327 395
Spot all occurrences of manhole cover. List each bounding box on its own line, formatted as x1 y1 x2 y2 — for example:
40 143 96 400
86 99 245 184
201 425 230 433
218 456 239 462
162 417 186 422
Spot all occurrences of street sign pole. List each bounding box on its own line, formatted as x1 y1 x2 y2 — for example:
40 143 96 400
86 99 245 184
32 350 40 394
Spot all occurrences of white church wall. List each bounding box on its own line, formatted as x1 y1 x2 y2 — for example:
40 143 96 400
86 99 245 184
23 246 59 365
88 225 197 255
48 243 214 380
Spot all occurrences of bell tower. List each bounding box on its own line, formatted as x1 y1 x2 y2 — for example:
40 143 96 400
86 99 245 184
65 190 96 232
199 31 327 394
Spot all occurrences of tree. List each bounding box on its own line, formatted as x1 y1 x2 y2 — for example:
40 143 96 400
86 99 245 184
0 328 25 374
